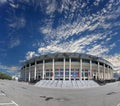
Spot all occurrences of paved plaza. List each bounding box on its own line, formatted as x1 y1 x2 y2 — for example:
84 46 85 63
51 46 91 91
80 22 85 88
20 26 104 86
0 80 120 106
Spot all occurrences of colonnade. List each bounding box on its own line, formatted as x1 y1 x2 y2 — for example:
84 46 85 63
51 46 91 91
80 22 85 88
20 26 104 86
22 58 113 82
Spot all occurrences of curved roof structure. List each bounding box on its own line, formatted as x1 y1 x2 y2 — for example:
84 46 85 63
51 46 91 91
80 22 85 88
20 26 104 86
23 52 113 68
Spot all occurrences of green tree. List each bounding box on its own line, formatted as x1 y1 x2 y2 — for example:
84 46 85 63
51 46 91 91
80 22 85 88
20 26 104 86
0 72 12 80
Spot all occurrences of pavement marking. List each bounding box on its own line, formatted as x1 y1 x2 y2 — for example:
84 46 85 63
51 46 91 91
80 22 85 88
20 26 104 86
0 102 14 105
11 101 19 106
0 100 19 106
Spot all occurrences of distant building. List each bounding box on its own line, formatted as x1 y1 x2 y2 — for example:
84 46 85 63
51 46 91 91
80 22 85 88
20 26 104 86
113 69 120 80
115 70 120 74
20 53 113 82
12 76 18 81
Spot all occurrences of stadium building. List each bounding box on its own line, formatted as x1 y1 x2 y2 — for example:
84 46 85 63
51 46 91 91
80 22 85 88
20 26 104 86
20 53 113 82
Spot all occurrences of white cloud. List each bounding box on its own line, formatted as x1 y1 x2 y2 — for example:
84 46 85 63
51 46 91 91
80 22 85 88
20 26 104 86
9 39 20 48
39 0 57 16
25 51 38 60
46 0 56 15
104 54 120 70
37 34 107 55
87 43 116 57
0 64 19 72
87 45 109 56
9 17 26 29
38 0 120 54
40 27 52 34
9 2 18 8
40 18 92 41
39 2 119 43
93 0 101 6
81 3 87 8
37 33 116 58
0 0 7 4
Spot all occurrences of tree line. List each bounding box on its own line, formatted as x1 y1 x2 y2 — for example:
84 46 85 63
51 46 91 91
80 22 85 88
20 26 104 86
0 72 12 80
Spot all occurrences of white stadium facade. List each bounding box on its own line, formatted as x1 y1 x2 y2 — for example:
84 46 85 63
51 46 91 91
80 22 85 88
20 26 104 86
20 53 113 83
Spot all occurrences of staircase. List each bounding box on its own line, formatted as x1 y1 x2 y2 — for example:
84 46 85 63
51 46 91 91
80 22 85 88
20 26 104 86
35 80 99 88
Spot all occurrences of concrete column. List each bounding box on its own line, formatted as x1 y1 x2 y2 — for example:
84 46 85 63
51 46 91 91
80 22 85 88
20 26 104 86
34 60 37 80
24 66 26 81
69 58 71 80
28 63 31 82
21 68 24 81
63 58 65 80
98 62 100 80
108 67 110 80
42 60 45 79
110 68 113 79
107 66 109 80
80 58 82 80
52 58 55 80
90 60 92 80
107 67 109 80
103 64 105 80
109 68 111 79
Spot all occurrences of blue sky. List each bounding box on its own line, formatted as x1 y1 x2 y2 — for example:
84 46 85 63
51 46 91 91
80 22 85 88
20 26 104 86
0 0 120 75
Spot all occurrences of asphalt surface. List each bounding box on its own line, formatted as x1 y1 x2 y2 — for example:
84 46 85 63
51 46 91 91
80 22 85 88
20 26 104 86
0 80 120 106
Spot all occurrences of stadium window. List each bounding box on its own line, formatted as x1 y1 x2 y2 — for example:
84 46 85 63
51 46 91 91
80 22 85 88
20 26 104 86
45 59 52 63
99 62 103 66
65 58 69 62
26 64 29 67
31 62 35 66
82 59 89 63
92 61 97 65
55 58 63 62
37 60 42 64
71 58 79 62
